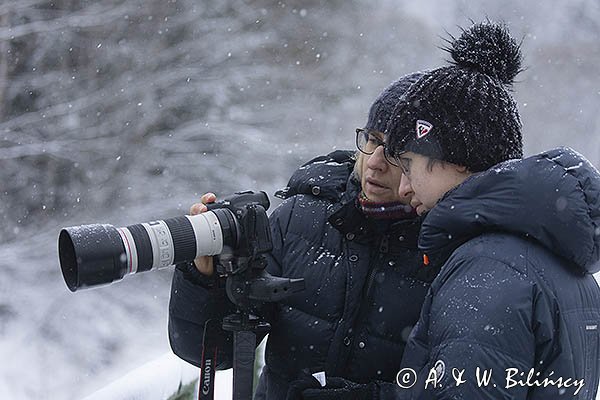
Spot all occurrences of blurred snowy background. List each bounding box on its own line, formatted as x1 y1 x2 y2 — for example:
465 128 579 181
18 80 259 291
0 0 599 399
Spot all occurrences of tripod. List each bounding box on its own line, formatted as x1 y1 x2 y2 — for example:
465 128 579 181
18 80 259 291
224 264 304 400
199 228 304 400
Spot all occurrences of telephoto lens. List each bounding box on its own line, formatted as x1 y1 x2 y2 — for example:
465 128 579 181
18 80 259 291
58 208 239 291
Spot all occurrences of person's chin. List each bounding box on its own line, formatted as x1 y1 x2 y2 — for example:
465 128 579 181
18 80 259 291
415 204 428 216
364 191 390 203
365 182 390 198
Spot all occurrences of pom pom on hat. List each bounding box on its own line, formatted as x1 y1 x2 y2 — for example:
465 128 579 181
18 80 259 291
387 21 524 172
447 21 523 85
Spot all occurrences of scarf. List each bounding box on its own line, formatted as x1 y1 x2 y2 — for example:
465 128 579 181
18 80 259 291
357 192 417 219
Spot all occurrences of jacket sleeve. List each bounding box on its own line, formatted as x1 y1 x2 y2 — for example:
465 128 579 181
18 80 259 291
168 196 297 368
168 265 235 369
264 196 297 277
400 256 538 400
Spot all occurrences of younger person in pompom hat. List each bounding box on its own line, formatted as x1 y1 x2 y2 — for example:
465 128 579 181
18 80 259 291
386 21 600 399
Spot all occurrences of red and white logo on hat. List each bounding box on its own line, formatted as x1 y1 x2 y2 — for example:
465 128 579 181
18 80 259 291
416 120 433 139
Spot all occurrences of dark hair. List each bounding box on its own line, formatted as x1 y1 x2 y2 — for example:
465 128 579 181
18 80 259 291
426 158 443 172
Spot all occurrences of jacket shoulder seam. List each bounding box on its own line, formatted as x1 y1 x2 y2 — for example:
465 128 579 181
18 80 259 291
449 250 529 278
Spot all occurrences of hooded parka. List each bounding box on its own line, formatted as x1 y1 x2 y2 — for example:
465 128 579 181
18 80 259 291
399 148 600 400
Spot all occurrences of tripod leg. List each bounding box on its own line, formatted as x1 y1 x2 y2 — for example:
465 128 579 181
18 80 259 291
233 330 257 400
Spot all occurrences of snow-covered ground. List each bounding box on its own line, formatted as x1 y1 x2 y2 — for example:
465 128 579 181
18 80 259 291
81 352 232 400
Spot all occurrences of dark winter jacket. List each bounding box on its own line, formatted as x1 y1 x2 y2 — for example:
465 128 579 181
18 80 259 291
168 150 434 399
399 147 600 400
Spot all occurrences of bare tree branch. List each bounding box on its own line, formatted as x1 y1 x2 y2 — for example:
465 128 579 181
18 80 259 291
0 3 133 40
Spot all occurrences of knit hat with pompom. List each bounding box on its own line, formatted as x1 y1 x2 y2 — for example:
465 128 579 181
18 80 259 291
386 21 524 172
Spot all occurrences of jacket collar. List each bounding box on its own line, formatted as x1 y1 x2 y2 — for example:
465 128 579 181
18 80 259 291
328 175 421 250
419 148 600 274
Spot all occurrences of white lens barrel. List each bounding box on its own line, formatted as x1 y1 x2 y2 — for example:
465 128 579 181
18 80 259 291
116 213 224 275
142 220 176 270
186 212 224 257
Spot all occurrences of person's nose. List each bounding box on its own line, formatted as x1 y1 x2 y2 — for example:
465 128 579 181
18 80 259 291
366 145 388 171
398 173 414 200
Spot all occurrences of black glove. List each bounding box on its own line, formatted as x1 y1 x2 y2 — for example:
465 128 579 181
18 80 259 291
288 376 378 400
286 375 322 400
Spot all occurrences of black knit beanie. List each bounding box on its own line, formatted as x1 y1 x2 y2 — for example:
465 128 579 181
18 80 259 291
363 72 424 133
386 22 524 172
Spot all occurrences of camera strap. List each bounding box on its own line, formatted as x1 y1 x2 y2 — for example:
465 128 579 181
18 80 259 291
199 319 220 400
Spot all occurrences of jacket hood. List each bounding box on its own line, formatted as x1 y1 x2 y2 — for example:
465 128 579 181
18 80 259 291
420 147 600 274
275 150 356 202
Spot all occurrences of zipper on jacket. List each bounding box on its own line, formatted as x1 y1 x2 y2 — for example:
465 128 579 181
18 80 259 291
361 236 388 299
357 235 388 312
335 235 389 375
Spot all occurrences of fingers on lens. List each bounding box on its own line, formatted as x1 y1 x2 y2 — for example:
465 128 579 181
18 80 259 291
201 192 216 204
190 203 207 215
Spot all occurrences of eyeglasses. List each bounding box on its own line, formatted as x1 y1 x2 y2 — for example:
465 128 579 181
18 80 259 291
355 128 401 167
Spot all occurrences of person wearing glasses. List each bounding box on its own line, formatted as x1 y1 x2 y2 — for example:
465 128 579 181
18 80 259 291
168 72 437 399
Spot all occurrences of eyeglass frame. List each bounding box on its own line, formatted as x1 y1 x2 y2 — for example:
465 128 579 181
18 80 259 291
355 128 402 167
